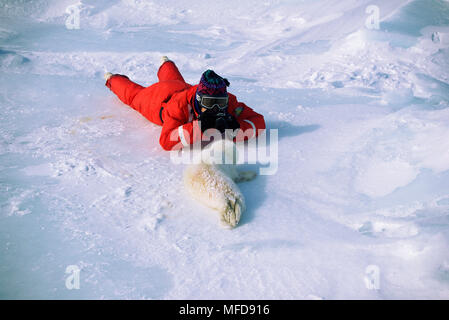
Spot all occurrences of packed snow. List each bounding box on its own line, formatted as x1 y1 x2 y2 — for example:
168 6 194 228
1 0 449 299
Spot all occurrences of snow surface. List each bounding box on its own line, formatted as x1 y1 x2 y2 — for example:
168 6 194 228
1 0 449 299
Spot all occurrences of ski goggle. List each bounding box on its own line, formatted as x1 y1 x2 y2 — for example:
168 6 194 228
196 93 229 110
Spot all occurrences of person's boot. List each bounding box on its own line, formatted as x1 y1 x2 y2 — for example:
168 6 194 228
104 72 113 81
160 56 170 66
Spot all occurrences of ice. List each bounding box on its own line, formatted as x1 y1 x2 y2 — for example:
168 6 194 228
1 0 449 299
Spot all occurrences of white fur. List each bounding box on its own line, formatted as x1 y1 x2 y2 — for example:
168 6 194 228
183 139 256 228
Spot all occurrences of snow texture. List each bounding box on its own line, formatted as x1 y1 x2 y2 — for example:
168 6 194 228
1 0 449 299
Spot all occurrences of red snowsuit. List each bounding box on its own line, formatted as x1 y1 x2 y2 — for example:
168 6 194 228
106 61 265 151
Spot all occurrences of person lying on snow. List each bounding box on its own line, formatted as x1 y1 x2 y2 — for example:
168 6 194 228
104 56 265 151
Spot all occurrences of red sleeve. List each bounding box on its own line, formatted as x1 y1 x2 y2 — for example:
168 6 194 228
106 75 144 110
159 104 202 151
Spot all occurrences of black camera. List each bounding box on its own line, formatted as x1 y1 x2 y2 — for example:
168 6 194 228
215 114 227 133
199 110 240 133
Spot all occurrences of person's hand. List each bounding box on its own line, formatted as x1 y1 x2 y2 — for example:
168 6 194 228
198 111 217 132
215 113 240 133
215 113 241 134
214 116 227 133
224 114 240 131
199 111 241 134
